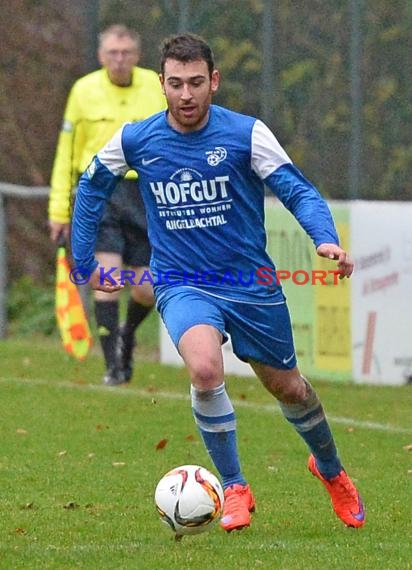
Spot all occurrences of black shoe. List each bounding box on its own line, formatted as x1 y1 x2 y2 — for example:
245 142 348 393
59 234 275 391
117 324 135 382
103 367 127 386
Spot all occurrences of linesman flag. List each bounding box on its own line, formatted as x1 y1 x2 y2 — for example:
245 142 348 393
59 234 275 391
55 245 92 360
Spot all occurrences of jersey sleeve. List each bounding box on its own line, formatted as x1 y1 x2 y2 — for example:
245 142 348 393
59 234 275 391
251 120 292 178
251 120 339 248
265 163 339 247
71 127 129 272
97 126 131 176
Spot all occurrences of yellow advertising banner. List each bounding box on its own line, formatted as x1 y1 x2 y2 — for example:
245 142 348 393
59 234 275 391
313 221 352 373
265 200 351 382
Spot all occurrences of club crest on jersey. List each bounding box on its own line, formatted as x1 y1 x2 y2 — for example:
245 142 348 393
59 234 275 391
206 146 227 166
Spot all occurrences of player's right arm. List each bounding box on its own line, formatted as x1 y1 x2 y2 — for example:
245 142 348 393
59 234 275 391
48 85 84 242
71 127 130 288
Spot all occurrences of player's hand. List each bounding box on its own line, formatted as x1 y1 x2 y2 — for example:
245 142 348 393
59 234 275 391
316 243 354 279
49 221 70 243
89 266 124 292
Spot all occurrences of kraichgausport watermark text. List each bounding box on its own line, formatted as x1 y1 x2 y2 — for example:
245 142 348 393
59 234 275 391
69 266 343 287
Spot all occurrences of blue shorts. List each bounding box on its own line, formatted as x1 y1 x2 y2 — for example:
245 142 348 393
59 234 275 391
157 287 297 370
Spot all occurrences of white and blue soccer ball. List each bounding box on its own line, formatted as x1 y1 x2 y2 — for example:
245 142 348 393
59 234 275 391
155 464 224 536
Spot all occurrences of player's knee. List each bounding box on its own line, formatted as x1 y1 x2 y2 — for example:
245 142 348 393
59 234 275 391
94 290 121 302
275 373 307 404
130 286 155 306
188 359 222 388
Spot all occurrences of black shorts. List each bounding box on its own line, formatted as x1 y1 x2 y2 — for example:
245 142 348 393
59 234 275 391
95 178 151 267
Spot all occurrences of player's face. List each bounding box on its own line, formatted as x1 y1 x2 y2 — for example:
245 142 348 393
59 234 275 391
98 35 139 86
160 59 219 133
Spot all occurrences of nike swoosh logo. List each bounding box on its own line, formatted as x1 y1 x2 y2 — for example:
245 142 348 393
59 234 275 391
282 353 295 365
352 497 365 521
142 156 161 165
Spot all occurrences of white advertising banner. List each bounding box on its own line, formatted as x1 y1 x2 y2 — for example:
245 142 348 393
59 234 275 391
160 200 412 386
351 201 412 385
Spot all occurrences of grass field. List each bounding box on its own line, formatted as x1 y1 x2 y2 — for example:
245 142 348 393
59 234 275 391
0 335 411 570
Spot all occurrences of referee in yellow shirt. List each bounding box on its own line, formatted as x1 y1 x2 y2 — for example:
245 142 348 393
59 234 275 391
48 24 166 385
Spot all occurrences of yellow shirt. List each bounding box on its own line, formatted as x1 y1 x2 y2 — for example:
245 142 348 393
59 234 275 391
49 67 166 223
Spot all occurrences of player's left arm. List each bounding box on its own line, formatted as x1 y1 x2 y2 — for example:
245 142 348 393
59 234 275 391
251 120 342 252
316 243 353 279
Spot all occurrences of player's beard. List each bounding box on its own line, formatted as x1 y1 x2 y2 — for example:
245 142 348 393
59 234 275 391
168 98 211 133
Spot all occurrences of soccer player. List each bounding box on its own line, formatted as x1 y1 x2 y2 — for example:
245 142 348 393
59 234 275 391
48 25 166 385
71 33 365 531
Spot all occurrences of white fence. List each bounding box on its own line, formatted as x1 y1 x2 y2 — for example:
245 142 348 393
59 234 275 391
0 183 49 337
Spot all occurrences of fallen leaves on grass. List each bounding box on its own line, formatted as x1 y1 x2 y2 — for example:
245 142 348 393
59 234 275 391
155 438 168 450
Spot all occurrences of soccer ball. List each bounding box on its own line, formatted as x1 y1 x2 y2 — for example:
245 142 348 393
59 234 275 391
155 464 224 536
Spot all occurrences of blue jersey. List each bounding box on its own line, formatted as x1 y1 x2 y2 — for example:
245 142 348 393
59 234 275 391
72 104 338 303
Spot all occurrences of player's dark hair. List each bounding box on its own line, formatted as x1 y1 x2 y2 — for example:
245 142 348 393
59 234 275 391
159 33 215 77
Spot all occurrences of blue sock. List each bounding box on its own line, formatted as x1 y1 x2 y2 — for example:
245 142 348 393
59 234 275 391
191 383 246 488
279 379 342 479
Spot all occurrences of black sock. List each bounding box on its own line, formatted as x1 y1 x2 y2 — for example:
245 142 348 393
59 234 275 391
94 300 119 370
123 298 153 340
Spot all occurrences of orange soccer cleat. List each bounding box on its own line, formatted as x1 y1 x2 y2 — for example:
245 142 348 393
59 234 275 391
308 454 365 528
220 483 256 532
